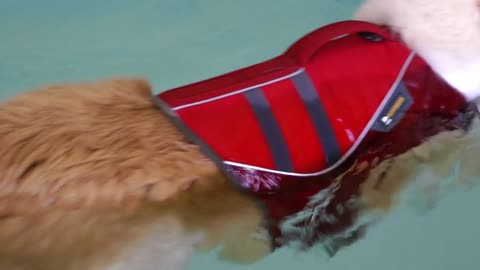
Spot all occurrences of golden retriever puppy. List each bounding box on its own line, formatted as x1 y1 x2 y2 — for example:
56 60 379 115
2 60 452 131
0 77 475 270
1 12 480 269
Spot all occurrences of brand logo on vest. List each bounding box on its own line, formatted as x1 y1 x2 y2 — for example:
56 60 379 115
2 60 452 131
381 96 406 126
372 81 413 132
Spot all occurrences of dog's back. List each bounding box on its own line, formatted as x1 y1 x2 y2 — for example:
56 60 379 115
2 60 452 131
0 79 270 270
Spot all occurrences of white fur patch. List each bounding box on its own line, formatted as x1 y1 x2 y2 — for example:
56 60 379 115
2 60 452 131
354 0 480 100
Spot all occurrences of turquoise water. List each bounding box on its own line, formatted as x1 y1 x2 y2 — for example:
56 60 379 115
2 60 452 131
1 0 479 269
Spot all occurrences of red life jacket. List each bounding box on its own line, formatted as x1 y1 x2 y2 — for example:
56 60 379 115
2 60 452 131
154 21 469 253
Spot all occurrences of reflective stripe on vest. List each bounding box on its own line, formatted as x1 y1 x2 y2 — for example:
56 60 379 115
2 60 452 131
243 69 341 173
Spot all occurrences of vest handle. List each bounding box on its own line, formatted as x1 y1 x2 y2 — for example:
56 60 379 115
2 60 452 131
285 20 393 65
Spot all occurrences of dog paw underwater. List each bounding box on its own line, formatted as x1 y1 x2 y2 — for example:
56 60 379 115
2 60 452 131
2 12 480 270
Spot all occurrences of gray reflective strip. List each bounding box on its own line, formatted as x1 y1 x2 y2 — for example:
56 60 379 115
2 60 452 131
291 71 342 166
244 88 295 172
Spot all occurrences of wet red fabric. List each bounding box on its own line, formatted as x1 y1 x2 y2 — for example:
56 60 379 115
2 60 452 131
156 21 470 253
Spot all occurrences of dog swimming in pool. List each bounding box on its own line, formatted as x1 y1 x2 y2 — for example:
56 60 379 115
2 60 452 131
0 0 480 269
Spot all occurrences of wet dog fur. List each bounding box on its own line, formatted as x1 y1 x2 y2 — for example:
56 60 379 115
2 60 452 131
0 79 270 270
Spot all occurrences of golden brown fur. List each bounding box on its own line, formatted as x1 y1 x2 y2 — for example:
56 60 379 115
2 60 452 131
0 78 270 270
0 78 478 270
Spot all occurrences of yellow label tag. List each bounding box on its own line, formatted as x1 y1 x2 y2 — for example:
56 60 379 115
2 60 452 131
381 96 406 126
372 81 413 132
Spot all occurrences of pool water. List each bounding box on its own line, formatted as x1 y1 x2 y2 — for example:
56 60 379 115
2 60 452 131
1 0 479 269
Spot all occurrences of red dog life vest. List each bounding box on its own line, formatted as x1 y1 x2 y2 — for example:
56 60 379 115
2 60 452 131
154 21 469 251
